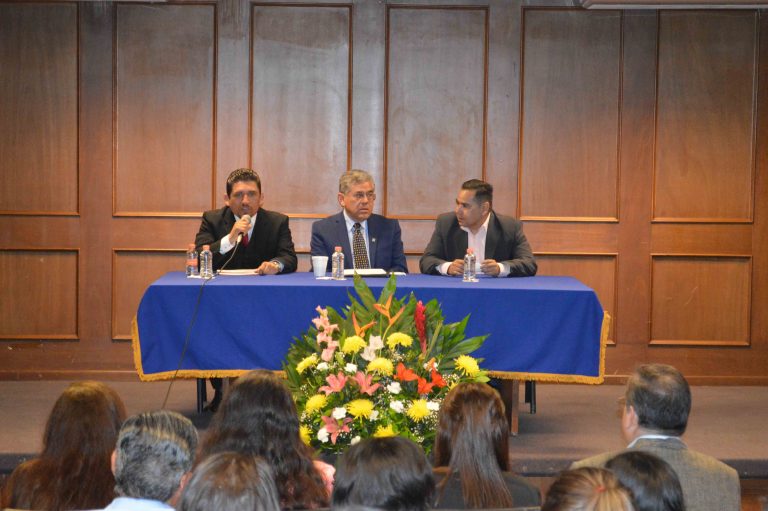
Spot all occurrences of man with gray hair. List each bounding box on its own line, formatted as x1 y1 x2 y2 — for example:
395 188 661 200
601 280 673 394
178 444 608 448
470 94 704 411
571 363 740 511
104 410 198 511
311 169 407 273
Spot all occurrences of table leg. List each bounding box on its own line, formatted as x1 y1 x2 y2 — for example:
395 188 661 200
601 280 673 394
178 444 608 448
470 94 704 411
499 379 520 436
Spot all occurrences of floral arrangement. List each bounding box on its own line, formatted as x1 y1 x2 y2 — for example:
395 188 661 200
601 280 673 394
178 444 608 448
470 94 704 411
283 275 489 454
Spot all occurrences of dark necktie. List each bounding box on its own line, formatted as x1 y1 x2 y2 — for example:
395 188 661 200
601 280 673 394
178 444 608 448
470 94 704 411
242 232 249 247
352 223 370 269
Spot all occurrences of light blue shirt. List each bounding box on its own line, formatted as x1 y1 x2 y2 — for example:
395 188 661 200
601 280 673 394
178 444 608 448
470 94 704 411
102 496 174 511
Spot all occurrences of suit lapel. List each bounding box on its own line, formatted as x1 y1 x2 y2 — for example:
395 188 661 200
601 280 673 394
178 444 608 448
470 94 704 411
367 215 380 268
451 219 468 260
485 212 500 260
334 213 354 269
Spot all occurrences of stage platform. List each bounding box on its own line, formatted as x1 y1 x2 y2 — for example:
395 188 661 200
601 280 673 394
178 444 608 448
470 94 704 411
1 380 767 502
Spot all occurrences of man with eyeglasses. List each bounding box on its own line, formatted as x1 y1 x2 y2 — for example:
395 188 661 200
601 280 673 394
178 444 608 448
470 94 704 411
195 168 297 275
311 169 407 273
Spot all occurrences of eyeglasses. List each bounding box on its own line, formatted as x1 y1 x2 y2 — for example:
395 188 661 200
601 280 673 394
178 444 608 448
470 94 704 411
349 191 376 201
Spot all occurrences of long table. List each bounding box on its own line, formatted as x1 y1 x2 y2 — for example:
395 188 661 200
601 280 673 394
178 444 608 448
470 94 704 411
132 272 607 383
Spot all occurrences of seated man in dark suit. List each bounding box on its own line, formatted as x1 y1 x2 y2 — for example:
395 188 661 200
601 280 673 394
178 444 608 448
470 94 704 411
571 364 741 511
419 179 537 277
195 168 297 275
194 168 297 411
311 169 407 273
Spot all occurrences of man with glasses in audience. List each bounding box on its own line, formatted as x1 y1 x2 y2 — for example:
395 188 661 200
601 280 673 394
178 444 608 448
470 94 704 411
311 169 407 273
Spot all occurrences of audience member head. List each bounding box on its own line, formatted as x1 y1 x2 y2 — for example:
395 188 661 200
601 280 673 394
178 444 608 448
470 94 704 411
622 364 691 441
606 451 685 511
177 452 279 511
0 381 126 511
113 410 198 504
332 436 434 511
433 382 513 507
542 467 635 511
198 370 328 509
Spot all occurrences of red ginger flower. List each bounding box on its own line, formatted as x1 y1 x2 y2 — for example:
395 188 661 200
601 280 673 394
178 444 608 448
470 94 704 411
415 300 427 354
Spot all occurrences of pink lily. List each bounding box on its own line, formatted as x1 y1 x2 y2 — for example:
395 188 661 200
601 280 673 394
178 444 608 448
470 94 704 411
319 372 347 395
321 415 353 444
352 371 381 396
321 340 339 362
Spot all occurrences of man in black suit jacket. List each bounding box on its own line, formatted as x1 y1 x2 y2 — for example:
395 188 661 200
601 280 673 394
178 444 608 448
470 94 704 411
194 168 297 411
195 168 297 274
419 179 536 277
311 169 407 273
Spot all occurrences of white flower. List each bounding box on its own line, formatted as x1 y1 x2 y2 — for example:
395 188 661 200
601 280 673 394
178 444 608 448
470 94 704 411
386 382 402 394
370 410 379 421
317 427 329 443
332 407 347 420
316 362 329 371
345 363 358 373
390 400 404 413
351 436 361 445
427 401 440 412
361 335 384 362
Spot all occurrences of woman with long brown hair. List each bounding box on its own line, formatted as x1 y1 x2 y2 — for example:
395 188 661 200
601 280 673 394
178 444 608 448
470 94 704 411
432 382 540 508
1 381 126 511
196 370 331 509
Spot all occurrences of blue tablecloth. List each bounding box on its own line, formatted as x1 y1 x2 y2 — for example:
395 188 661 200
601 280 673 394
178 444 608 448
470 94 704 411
132 272 607 383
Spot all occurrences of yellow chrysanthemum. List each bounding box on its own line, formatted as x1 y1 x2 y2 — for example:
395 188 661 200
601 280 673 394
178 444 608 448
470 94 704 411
386 332 413 350
456 355 480 377
406 399 430 422
374 424 396 438
296 354 318 374
305 394 327 415
366 357 394 376
299 425 311 445
347 399 375 419
342 335 367 355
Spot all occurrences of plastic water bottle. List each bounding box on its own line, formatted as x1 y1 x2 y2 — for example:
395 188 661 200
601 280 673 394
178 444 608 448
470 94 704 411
185 244 199 277
200 244 214 279
463 248 477 282
331 246 345 280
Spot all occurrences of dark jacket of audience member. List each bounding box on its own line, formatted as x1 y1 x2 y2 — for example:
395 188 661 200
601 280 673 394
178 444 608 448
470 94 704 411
332 437 435 511
606 451 685 511
432 383 540 508
0 381 126 511
177 452 280 511
197 370 329 509
542 467 635 511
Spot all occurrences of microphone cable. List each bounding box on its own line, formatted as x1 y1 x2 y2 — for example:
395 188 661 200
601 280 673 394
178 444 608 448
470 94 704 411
160 236 244 410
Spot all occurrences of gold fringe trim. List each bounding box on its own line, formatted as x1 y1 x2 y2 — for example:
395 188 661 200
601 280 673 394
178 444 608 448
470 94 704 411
488 311 611 385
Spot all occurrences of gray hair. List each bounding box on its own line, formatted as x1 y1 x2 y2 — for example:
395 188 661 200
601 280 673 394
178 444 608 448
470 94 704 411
625 364 691 436
114 410 198 502
339 169 374 194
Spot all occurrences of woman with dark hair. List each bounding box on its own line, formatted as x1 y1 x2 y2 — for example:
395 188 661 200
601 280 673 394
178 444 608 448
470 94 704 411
196 370 331 509
606 451 685 511
332 436 434 511
177 452 280 511
542 467 635 511
0 381 126 511
432 382 540 508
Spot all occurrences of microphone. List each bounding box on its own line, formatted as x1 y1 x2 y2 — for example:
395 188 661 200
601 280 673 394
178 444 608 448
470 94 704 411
236 214 252 244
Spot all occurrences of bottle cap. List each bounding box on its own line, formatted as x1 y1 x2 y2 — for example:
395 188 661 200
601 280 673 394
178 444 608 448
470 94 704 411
334 246 342 252
188 243 195 250
467 248 474 254
203 245 210 250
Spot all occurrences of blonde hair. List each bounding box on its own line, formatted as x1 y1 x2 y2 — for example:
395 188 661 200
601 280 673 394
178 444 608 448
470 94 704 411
542 467 635 511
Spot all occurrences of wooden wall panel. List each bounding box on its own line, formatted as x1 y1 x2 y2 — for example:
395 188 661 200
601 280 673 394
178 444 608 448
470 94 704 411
251 5 351 217
0 250 78 339
520 10 621 221
386 7 487 218
112 250 184 339
0 3 78 215
535 254 617 341
654 11 756 222
114 4 215 216
651 256 751 346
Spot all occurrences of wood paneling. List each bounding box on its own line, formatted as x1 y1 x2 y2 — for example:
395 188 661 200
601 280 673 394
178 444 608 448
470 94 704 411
251 5 351 217
654 11 756 222
112 250 184 339
386 7 488 218
0 250 78 339
114 4 215 216
535 254 617 341
651 256 751 345
0 3 78 215
520 9 621 221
